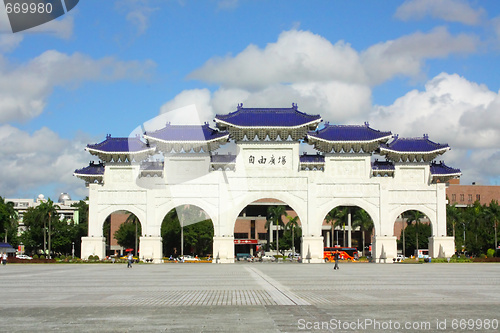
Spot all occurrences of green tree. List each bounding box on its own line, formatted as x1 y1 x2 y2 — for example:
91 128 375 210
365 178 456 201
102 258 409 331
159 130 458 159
446 204 461 239
400 222 431 256
484 200 500 250
0 197 18 245
325 207 347 247
266 205 286 255
37 198 60 257
352 209 373 256
114 214 142 251
285 215 300 254
405 210 425 254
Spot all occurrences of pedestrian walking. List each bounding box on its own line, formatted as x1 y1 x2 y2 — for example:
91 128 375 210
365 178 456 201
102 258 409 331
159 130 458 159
2 252 7 265
127 253 133 268
334 251 339 270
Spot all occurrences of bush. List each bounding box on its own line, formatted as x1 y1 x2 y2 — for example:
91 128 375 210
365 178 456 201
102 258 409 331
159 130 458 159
480 253 487 259
486 249 495 258
33 254 39 259
60 255 66 260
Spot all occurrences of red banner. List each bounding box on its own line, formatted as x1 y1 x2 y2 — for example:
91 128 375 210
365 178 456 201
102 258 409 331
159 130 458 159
234 239 258 244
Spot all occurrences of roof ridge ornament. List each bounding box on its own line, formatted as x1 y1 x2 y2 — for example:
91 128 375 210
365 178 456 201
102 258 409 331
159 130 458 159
237 103 243 110
364 121 369 127
292 103 298 110
106 134 111 139
423 133 429 139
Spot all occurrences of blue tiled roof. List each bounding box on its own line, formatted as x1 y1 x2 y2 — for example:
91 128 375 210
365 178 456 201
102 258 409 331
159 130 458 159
372 160 395 171
145 123 228 142
211 154 236 163
308 122 391 142
430 161 461 175
381 135 449 152
300 154 325 163
87 135 152 153
74 162 105 175
215 103 321 127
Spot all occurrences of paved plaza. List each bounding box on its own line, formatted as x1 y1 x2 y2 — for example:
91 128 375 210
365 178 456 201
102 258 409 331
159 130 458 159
0 262 499 332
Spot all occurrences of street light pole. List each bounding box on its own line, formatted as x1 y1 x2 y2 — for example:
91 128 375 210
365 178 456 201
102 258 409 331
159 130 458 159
72 242 75 259
48 211 51 259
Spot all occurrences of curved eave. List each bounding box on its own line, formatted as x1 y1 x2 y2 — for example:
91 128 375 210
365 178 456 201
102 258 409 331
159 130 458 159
307 133 392 144
379 147 450 155
73 172 104 177
214 118 322 129
143 133 229 144
431 172 462 178
85 147 156 155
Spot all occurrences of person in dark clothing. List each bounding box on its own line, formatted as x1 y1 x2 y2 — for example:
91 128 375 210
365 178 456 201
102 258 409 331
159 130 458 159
334 251 339 270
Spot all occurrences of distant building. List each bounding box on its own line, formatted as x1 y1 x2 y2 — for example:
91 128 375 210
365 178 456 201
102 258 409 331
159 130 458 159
7 193 81 234
446 178 500 206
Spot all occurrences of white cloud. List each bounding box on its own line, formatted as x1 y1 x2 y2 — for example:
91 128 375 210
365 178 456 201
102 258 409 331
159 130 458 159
394 0 486 25
0 50 155 123
189 30 367 90
369 72 500 185
0 125 91 199
361 27 479 85
190 28 478 90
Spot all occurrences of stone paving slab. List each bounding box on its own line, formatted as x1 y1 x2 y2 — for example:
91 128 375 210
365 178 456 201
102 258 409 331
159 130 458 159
0 262 499 332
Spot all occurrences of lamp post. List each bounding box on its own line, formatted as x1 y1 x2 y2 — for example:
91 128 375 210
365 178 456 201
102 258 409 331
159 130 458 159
48 211 51 259
72 242 75 259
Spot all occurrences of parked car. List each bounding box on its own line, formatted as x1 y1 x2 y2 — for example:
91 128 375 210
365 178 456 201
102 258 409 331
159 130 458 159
236 253 253 261
261 255 276 262
181 255 200 262
16 254 32 260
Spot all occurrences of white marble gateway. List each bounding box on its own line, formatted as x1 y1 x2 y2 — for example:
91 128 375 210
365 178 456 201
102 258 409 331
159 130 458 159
74 104 460 263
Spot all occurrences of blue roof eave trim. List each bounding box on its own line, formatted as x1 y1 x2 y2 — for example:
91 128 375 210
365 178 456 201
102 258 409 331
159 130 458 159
85 146 156 154
144 132 229 143
214 117 322 129
379 147 450 154
307 133 392 143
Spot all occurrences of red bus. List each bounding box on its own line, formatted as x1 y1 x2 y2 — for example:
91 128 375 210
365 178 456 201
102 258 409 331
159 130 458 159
324 247 358 262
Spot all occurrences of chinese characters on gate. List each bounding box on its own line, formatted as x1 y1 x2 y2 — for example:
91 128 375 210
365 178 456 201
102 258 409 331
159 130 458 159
248 155 287 166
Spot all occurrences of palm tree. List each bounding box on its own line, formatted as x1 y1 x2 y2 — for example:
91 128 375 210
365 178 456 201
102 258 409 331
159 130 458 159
446 204 461 240
405 210 424 256
285 215 300 255
125 213 140 255
0 197 16 243
325 207 347 247
266 205 286 257
485 200 500 249
38 199 60 258
352 209 373 257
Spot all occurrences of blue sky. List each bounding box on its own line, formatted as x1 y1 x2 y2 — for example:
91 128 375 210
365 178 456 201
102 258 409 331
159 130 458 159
1 0 500 200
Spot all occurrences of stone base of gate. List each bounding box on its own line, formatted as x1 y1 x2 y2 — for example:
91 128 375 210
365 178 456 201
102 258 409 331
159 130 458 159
373 236 397 263
212 236 235 263
81 236 106 260
139 236 163 263
429 236 455 258
301 236 325 263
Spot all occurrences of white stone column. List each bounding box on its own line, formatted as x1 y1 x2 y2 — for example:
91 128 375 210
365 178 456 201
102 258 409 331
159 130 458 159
139 236 163 263
429 236 455 258
373 235 397 263
301 236 324 263
212 236 235 263
81 236 106 260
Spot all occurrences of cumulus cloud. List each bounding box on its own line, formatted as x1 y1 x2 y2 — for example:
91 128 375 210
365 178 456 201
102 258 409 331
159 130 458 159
362 26 479 85
189 30 367 90
0 125 92 198
190 28 478 90
394 0 486 25
0 50 155 123
369 72 500 185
